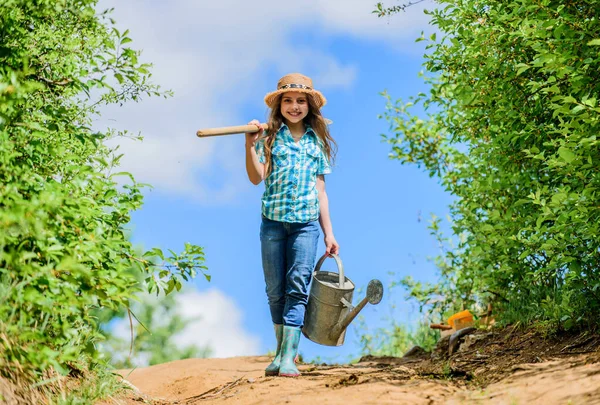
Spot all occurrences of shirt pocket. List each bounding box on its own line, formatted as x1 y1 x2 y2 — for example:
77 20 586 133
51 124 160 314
305 144 321 173
272 144 290 168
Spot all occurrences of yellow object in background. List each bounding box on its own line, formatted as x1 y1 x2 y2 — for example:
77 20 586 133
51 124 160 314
447 310 474 330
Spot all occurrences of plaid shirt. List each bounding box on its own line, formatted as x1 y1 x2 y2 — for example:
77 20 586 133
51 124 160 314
255 124 332 223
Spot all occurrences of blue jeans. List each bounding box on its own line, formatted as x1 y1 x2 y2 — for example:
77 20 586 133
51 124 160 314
260 216 319 328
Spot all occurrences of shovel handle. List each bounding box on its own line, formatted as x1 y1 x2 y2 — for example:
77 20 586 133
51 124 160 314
196 123 269 138
196 119 332 138
430 323 453 330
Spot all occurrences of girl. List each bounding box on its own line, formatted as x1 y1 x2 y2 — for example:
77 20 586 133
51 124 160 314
245 73 339 377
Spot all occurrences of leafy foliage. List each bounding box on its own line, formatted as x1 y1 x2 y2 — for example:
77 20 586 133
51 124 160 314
0 0 207 384
379 0 600 328
358 318 440 357
355 280 441 357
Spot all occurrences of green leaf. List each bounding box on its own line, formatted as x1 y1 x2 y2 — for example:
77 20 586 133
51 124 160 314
110 171 135 182
558 147 576 163
516 64 531 76
144 248 165 260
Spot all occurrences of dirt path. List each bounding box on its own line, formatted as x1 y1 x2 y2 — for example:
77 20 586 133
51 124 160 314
109 329 600 405
112 355 600 404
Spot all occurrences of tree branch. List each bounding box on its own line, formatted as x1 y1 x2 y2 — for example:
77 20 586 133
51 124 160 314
37 76 73 86
374 0 428 17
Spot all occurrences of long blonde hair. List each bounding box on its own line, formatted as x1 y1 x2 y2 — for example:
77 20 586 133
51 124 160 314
260 94 337 178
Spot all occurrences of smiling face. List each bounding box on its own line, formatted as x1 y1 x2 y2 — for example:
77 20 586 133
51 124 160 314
280 92 309 124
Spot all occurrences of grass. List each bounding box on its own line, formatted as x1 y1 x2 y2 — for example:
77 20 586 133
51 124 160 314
50 368 128 405
0 364 131 405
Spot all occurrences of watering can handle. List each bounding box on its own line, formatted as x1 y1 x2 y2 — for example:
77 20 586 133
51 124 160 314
314 253 344 287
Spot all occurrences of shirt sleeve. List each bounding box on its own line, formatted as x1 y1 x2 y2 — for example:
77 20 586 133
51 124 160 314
317 147 332 175
255 139 266 164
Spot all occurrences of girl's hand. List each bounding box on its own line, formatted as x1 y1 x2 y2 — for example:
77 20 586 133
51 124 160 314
245 119 262 147
325 235 340 256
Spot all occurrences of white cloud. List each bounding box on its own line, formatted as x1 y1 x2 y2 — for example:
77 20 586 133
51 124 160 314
110 288 260 364
313 57 358 90
311 0 432 41
95 0 432 201
172 289 261 358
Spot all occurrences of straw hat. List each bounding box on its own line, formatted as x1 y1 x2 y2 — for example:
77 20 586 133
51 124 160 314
264 73 327 109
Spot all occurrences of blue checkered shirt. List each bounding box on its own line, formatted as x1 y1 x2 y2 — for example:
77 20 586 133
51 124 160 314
255 124 332 223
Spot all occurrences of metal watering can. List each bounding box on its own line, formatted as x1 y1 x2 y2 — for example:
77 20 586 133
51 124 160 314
302 253 384 346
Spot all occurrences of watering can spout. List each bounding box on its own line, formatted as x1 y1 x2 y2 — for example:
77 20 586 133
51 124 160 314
331 279 384 339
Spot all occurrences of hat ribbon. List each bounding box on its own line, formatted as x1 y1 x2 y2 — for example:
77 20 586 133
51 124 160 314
279 83 312 90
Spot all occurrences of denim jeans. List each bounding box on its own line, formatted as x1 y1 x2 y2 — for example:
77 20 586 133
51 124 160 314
260 216 320 328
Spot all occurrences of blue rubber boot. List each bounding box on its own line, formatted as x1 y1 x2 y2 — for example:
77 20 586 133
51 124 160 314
265 324 283 376
279 326 301 377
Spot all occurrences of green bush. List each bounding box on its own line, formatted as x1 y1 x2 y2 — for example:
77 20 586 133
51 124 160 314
379 0 600 328
0 0 207 384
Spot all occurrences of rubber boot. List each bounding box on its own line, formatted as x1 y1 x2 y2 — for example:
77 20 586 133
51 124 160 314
264 324 283 376
279 325 301 377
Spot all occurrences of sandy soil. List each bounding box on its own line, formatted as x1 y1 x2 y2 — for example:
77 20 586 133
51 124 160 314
106 328 600 405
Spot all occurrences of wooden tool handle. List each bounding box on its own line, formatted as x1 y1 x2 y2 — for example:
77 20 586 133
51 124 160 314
196 119 332 138
196 123 269 138
430 323 453 330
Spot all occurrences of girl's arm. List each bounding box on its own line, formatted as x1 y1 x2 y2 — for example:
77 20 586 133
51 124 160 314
316 175 339 255
245 120 265 185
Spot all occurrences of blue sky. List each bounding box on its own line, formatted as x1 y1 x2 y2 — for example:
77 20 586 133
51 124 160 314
96 0 453 363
